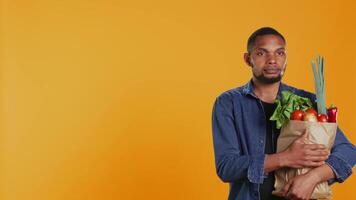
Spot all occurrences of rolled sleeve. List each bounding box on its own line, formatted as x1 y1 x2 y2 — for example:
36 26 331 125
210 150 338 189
325 154 353 183
325 126 356 184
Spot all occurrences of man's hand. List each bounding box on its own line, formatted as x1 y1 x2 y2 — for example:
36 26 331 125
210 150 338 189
281 129 330 168
264 129 330 173
280 172 320 200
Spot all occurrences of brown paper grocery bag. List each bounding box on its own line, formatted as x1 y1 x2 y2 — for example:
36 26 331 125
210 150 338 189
273 120 337 199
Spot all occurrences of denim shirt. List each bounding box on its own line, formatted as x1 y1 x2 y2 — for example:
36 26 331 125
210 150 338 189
212 80 356 200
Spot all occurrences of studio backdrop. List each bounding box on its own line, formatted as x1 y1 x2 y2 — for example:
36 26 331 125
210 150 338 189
1 0 356 199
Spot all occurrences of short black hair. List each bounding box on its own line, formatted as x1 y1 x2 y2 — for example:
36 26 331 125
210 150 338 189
247 27 285 52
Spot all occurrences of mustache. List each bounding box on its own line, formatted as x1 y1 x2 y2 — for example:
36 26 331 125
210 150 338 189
264 66 281 70
264 61 287 70
264 67 282 71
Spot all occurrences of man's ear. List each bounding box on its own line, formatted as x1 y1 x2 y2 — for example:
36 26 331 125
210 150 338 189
244 53 252 67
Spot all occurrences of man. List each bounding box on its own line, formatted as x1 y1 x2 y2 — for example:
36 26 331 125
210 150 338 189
211 27 356 200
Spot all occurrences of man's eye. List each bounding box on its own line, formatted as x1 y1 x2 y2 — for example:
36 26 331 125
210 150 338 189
256 52 264 56
277 51 285 56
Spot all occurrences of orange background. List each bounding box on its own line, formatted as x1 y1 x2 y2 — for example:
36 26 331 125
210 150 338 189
1 0 356 199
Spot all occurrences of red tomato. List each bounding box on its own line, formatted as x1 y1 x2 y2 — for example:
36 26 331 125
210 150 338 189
317 114 329 123
290 110 305 120
305 108 318 117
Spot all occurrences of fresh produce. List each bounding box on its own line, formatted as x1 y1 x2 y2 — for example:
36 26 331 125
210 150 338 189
305 108 318 117
327 105 338 123
317 114 329 123
290 110 305 120
288 108 328 123
312 56 327 114
303 112 318 122
303 108 318 122
270 91 313 129
311 56 338 123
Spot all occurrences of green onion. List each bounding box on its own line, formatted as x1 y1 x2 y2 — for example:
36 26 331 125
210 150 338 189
311 55 327 114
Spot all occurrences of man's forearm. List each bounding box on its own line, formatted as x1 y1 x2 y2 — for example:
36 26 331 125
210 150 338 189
306 164 336 184
264 152 289 173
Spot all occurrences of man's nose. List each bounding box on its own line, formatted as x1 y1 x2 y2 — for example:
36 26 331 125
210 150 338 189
267 54 277 65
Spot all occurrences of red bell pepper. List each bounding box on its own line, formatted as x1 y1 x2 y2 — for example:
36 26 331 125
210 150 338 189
327 105 338 123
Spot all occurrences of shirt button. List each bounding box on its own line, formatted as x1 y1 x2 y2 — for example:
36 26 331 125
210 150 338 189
260 140 263 144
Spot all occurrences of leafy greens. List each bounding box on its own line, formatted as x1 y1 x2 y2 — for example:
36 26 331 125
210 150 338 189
270 91 313 129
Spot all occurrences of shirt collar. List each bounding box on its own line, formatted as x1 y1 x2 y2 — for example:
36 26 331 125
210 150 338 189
242 79 291 100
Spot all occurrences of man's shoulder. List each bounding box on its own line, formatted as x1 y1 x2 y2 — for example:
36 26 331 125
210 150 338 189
215 82 317 102
215 85 245 101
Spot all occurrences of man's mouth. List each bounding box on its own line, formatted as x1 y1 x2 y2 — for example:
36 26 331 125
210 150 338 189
264 68 281 74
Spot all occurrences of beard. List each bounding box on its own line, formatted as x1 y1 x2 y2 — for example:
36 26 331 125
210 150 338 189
252 66 286 84
253 72 282 84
